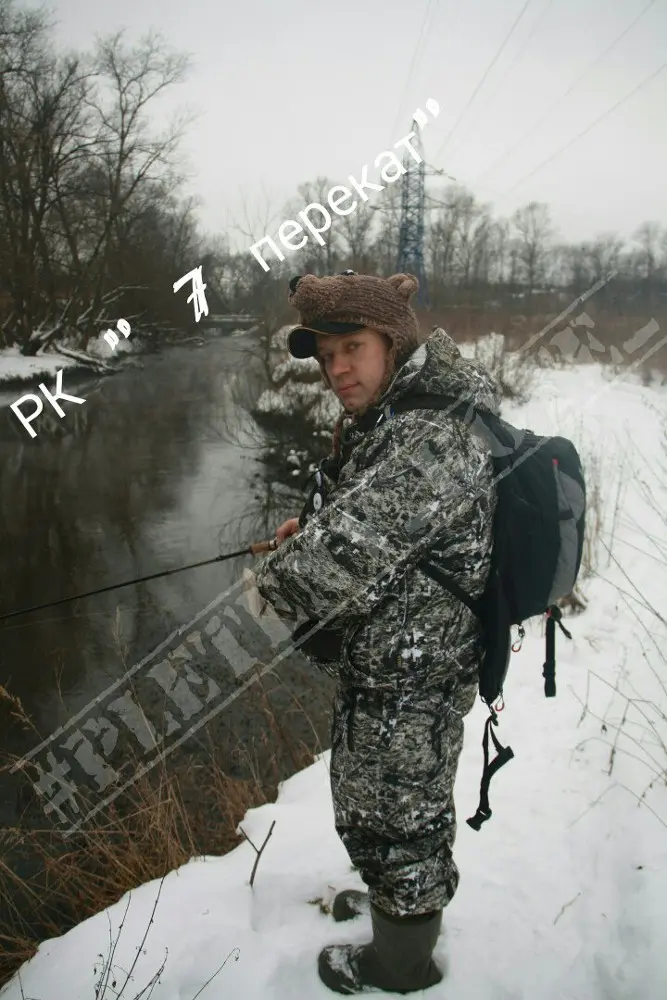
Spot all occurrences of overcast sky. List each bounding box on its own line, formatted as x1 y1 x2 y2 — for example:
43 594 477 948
49 0 667 252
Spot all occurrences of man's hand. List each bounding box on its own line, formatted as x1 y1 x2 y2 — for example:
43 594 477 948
275 517 300 545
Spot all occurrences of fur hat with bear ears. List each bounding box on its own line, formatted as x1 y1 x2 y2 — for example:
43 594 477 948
287 271 422 380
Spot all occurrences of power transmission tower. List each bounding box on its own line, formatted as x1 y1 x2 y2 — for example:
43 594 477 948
396 121 452 307
396 122 428 306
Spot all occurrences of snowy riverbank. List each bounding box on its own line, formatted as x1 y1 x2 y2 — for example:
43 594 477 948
1 361 666 1000
0 346 82 387
0 334 136 390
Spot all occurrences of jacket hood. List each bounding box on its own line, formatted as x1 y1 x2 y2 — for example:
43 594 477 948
380 326 501 416
336 327 501 459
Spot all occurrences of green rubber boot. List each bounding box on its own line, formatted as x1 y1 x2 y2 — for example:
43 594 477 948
318 902 444 995
332 889 370 922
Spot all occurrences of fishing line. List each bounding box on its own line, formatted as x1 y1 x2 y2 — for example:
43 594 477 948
0 540 276 624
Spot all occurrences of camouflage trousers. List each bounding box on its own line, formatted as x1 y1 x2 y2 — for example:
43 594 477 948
329 677 478 917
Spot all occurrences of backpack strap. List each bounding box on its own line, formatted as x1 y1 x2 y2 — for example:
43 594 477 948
389 392 479 424
388 392 519 468
390 391 518 830
418 557 483 619
543 604 573 697
466 709 515 831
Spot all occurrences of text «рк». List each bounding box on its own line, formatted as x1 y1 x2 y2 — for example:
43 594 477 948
10 370 85 439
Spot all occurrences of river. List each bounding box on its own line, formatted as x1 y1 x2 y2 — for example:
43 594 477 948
0 332 334 834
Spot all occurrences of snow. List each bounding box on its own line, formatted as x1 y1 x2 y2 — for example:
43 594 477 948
256 325 343 430
271 324 298 357
0 346 79 384
2 360 667 1000
256 382 342 429
0 330 136 387
272 354 321 382
86 330 136 359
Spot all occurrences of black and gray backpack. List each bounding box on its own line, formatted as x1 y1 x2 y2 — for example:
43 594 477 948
389 393 586 830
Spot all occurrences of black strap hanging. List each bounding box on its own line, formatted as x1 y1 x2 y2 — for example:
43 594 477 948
466 710 514 831
542 604 573 698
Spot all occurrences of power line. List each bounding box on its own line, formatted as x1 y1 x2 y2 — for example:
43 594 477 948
389 0 441 142
446 0 557 160
433 0 534 161
494 54 667 199
474 0 660 185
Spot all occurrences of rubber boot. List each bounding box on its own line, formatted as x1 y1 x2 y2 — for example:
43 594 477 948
318 902 444 995
332 889 370 922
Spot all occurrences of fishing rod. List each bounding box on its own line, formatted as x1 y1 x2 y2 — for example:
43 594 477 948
0 538 278 623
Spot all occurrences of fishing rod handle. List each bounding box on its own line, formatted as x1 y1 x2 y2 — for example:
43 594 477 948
250 538 278 555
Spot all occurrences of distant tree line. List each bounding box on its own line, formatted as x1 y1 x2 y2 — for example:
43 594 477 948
211 177 667 325
3 0 665 358
0 0 201 354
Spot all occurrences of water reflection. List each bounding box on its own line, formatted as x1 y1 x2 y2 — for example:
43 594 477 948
0 334 340 978
0 335 325 822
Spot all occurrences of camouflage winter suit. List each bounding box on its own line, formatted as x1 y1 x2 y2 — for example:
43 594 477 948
255 328 500 917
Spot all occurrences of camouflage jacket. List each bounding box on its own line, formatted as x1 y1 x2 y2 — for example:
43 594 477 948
255 328 501 695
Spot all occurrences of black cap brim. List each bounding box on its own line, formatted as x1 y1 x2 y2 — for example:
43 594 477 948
288 321 366 359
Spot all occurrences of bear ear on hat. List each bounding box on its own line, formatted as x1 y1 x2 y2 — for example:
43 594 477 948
289 273 340 314
387 273 419 300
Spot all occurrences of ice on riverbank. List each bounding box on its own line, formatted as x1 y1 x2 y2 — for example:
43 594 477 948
0 347 80 385
86 330 137 359
0 330 138 392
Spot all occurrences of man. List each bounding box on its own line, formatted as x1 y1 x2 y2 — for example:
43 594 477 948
255 270 500 994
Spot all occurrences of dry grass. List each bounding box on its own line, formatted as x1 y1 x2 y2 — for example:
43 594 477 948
0 670 324 990
579 450 605 581
466 331 536 404
572 414 631 582
574 437 628 584
573 419 667 828
416 305 667 378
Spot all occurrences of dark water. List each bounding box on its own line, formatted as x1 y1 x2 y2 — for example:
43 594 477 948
0 334 333 832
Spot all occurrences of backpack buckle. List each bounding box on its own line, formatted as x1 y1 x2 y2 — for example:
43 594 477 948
511 624 525 653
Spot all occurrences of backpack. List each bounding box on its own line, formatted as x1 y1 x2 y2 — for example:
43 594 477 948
388 392 586 830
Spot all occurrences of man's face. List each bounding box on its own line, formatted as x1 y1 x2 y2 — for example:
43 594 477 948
315 328 390 413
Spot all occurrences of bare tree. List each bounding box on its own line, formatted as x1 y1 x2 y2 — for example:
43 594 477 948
427 185 471 305
336 198 377 271
633 221 664 306
554 242 591 295
68 31 190 347
367 183 400 275
0 8 194 353
486 219 512 293
454 196 492 300
286 176 341 275
511 201 555 305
